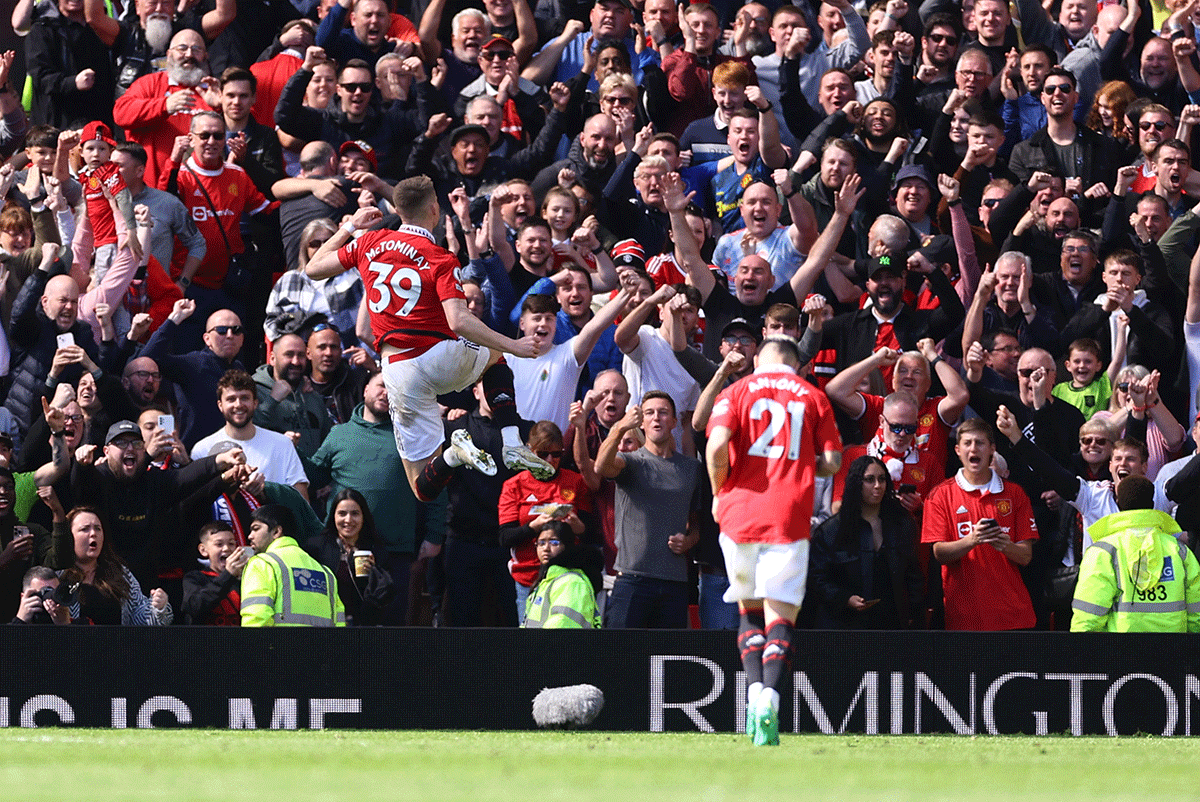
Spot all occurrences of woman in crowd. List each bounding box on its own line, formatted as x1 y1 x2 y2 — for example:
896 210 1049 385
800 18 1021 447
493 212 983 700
1092 365 1184 480
499 421 595 623
305 488 394 626
56 505 171 625
809 455 923 630
1086 81 1137 143
522 520 603 629
264 218 363 346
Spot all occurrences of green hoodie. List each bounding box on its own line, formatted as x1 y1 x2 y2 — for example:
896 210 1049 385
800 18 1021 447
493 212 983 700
303 403 445 554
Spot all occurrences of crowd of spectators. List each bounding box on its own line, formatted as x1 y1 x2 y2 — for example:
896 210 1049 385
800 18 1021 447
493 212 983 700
4 0 1200 631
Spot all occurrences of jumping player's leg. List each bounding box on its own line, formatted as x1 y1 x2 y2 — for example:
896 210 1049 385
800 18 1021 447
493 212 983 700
477 356 553 478
737 599 767 737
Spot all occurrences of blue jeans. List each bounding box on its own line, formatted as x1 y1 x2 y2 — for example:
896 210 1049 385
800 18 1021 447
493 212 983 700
698 572 739 629
604 573 690 629
514 580 532 624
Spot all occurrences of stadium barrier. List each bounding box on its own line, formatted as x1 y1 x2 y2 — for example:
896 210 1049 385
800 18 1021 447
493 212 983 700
3 627 1199 735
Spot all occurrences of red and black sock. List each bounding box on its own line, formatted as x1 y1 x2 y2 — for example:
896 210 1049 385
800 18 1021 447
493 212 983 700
415 454 455 502
761 620 794 691
481 361 521 430
737 609 766 686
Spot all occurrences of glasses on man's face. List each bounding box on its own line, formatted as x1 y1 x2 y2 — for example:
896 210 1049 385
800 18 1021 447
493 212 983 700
535 449 564 460
1140 120 1170 131
981 198 1002 208
339 82 373 94
193 131 225 140
928 32 958 44
481 50 514 61
958 69 990 79
207 325 244 336
110 439 145 451
882 416 918 436
64 414 84 424
1062 244 1093 255
1079 436 1109 447
1042 82 1073 95
989 344 1021 353
170 44 205 55
602 95 635 107
129 370 161 381
1018 367 1039 379
723 335 756 347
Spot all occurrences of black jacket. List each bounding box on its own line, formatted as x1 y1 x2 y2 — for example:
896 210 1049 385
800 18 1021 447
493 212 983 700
25 13 116 128
1007 126 1121 193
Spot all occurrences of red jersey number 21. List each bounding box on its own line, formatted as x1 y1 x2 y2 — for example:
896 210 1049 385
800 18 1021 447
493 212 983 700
367 260 422 316
747 398 806 460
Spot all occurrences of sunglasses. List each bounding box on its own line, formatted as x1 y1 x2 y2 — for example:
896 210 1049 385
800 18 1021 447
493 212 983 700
307 239 329 249
1079 436 1109 446
1116 382 1131 392
1042 82 1073 95
1017 367 1040 378
1140 120 1169 131
928 32 958 44
207 325 244 336
535 450 564 459
982 198 1002 208
193 131 225 140
311 322 340 334
723 335 756 347
339 82 373 93
883 416 918 436
481 50 514 61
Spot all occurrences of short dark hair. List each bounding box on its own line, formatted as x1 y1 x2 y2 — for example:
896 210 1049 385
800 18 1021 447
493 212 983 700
115 141 149 166
1066 337 1102 361
967 110 1004 131
923 12 961 38
1042 66 1076 92
393 175 436 218
1116 474 1154 511
980 328 1019 351
216 369 257 398
339 58 372 79
21 565 57 591
641 390 677 416
198 520 235 543
251 504 297 539
1020 42 1057 64
24 125 59 150
521 293 560 315
1104 248 1143 276
1152 138 1190 161
516 216 553 240
220 66 257 92
1113 437 1149 463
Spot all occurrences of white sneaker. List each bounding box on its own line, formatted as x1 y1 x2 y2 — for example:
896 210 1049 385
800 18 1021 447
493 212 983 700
449 429 496 475
503 444 555 479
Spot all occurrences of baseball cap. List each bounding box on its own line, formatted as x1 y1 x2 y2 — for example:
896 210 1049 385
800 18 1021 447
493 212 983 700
450 124 490 146
892 164 934 191
481 35 515 52
105 421 143 445
81 121 117 148
720 317 761 342
916 234 956 267
338 139 378 170
867 254 904 278
596 0 633 9
610 239 645 270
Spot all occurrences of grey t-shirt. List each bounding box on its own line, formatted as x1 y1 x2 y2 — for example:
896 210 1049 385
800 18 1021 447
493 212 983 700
613 447 705 583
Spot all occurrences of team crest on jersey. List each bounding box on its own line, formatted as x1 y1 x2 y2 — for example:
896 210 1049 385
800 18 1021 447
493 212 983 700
1162 556 1175 582
910 468 924 482
560 488 575 502
920 414 933 427
228 184 239 196
996 499 1012 516
87 175 100 190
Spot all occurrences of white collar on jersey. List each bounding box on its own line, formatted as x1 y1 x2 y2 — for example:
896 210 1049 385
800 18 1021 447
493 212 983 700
398 223 435 243
185 155 226 177
954 468 1004 495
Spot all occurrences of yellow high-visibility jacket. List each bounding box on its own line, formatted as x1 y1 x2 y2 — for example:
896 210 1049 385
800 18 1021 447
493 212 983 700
240 536 346 627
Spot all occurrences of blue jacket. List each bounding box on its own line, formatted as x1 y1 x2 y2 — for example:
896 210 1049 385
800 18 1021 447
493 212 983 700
141 319 243 448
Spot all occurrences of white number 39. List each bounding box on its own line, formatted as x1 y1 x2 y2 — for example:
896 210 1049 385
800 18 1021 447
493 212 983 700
367 260 422 316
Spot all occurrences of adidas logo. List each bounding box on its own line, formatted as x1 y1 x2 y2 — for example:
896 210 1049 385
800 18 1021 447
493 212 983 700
194 189 204 197
525 494 538 502
493 392 512 403
956 506 968 514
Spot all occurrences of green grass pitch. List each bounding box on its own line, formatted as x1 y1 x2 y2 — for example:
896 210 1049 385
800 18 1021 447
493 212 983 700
1 729 1198 801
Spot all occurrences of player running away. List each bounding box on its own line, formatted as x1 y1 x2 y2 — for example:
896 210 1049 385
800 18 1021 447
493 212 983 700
706 335 842 745
306 176 554 500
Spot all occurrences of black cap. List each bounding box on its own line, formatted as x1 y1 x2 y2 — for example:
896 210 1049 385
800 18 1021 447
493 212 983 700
867 254 905 278
105 420 142 445
917 234 956 267
720 317 762 342
450 124 490 145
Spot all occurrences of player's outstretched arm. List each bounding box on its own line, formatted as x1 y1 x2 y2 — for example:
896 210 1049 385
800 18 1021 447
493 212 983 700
307 207 383 279
443 297 540 358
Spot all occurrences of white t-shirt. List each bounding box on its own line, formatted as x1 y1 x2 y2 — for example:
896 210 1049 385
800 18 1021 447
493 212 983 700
191 426 308 488
1069 478 1171 562
509 339 583 431
622 325 700 450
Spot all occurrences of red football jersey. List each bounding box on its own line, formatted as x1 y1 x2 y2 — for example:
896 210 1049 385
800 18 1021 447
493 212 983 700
80 161 126 247
920 472 1038 631
831 442 942 505
859 392 950 460
708 365 841 544
338 224 464 359
171 157 271 289
498 469 592 587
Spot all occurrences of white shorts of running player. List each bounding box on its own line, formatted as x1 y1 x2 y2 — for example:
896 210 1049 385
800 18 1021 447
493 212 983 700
718 533 809 607
382 337 493 462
